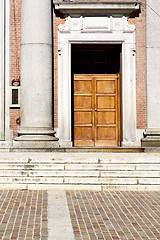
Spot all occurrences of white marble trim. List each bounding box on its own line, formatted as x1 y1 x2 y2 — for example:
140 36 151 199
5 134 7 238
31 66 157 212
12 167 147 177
58 16 137 147
0 0 10 142
48 191 75 240
4 0 10 141
0 0 5 140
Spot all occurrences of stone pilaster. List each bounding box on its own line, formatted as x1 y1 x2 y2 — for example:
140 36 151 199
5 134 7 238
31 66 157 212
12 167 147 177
0 0 4 140
141 1 160 147
15 0 58 146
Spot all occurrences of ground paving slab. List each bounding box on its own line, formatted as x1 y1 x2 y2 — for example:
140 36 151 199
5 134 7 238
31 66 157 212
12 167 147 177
0 190 160 239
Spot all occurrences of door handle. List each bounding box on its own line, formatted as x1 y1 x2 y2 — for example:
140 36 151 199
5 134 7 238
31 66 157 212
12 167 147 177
95 109 97 112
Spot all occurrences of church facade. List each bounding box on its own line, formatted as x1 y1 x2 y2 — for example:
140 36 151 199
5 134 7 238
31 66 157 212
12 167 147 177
0 0 160 150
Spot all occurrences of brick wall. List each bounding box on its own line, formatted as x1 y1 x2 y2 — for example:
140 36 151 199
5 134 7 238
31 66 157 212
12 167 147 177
10 0 21 138
53 14 65 129
127 2 146 129
135 1 146 129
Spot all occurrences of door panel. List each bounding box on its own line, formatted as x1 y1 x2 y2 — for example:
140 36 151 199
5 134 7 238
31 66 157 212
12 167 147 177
97 111 115 124
97 96 115 109
74 74 120 146
97 81 115 93
97 127 116 139
74 96 92 109
74 112 92 124
74 81 92 93
74 75 94 146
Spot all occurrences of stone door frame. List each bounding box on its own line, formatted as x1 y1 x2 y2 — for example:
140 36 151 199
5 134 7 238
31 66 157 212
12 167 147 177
57 16 137 147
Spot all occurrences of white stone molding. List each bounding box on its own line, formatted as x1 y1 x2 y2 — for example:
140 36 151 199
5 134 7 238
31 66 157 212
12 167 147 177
0 0 10 143
0 0 5 140
57 15 137 147
58 16 136 34
141 1 160 147
4 0 11 142
54 2 140 17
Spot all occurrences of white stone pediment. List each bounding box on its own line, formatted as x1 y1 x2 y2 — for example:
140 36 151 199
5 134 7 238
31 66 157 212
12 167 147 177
83 17 109 31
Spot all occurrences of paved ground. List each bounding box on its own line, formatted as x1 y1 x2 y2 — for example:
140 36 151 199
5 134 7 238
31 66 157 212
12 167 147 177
0 190 160 240
66 191 160 240
0 190 47 240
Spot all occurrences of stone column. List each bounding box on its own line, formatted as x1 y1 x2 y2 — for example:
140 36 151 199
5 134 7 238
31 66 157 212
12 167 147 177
142 1 160 147
15 0 58 145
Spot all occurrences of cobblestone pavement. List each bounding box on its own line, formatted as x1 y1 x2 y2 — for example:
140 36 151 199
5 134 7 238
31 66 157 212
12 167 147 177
0 190 47 240
0 190 160 240
66 191 160 240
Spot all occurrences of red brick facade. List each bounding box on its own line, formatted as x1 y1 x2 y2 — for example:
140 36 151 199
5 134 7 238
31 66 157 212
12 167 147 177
10 0 146 139
135 2 146 129
10 0 21 138
53 14 65 129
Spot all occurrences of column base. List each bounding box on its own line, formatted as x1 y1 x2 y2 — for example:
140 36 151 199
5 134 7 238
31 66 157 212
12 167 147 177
15 135 59 141
15 127 59 144
141 129 160 147
12 140 59 149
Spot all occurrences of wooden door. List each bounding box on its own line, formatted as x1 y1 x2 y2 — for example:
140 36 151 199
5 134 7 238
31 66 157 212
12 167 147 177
73 74 120 147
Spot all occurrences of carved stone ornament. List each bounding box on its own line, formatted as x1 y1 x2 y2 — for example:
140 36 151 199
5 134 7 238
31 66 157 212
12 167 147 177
123 17 135 33
58 17 70 32
58 16 135 33
112 16 135 32
70 17 83 31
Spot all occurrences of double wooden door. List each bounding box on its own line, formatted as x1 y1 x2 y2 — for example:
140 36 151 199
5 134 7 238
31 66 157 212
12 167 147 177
73 74 120 147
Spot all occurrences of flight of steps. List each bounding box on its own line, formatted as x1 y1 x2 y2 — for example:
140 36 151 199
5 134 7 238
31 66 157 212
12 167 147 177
0 152 160 191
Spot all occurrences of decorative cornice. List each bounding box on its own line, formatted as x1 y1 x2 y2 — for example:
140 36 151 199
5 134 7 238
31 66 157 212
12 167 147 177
54 2 140 17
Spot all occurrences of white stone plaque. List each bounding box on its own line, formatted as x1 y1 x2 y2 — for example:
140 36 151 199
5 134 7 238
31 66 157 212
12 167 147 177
83 17 109 31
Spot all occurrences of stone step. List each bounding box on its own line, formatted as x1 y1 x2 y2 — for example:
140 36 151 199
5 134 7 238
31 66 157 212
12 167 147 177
65 147 144 153
0 152 154 158
0 163 160 171
0 170 99 177
1 159 160 164
0 164 64 170
64 164 160 171
0 153 159 163
0 152 159 190
0 184 160 191
63 177 160 185
10 147 144 153
101 171 160 177
0 170 159 178
0 177 159 185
